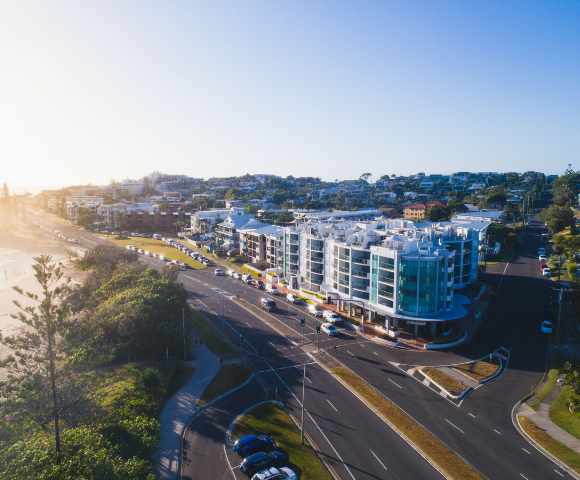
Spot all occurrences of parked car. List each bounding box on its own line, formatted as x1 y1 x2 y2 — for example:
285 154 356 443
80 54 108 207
227 269 235 277
233 434 275 458
234 272 243 280
323 310 343 325
243 274 253 283
539 255 547 262
251 467 298 480
253 280 265 290
215 269 223 276
321 323 338 336
541 308 551 320
261 298 277 312
540 264 548 271
159 255 168 261
182 263 191 269
538 248 546 255
138 249 145 254
265 284 279 295
541 320 553 334
307 304 323 316
287 293 301 304
240 452 285 477
543 268 551 276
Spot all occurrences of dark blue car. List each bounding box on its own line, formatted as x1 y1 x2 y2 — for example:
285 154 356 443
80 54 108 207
233 434 275 457
541 309 551 320
240 451 285 476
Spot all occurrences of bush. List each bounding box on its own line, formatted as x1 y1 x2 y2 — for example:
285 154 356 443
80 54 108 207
568 262 578 282
378 333 398 342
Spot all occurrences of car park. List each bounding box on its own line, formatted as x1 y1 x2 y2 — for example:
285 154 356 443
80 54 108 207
240 451 285 477
321 323 338 336
307 304 323 316
265 284 280 295
251 467 298 480
287 293 301 304
233 434 275 458
541 320 553 334
261 298 277 311
323 310 343 325
215 269 223 276
543 268 551 276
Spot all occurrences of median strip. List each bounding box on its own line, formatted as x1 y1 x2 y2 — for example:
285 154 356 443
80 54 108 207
331 366 484 480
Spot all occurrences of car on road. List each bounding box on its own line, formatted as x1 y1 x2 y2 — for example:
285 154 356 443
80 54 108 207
265 284 279 295
253 280 265 290
240 451 285 477
321 323 338 336
251 467 298 480
323 310 343 325
234 272 243 280
543 268 551 276
286 293 301 304
227 269 235 277
138 249 145 254
539 255 547 262
215 269 223 276
233 434 275 458
261 298 277 311
243 274 253 283
541 320 553 334
181 262 191 269
307 304 323 316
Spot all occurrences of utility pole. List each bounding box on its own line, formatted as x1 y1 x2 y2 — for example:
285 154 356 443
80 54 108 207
183 308 186 360
301 362 306 444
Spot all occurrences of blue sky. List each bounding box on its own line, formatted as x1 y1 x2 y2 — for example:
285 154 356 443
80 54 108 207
1 1 579 189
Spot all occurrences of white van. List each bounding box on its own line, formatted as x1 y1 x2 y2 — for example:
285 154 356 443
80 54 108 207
323 310 343 325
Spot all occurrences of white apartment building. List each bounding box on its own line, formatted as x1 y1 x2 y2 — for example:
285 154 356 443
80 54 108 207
66 197 104 219
191 207 244 234
277 219 481 335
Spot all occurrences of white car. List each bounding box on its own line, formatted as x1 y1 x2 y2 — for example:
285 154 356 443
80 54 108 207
265 284 280 295
159 255 168 261
539 255 547 262
227 269 235 277
138 249 145 254
126 245 134 250
242 274 253 283
215 269 223 276
321 323 338 336
287 293 301 304
233 272 242 280
541 320 553 334
307 304 323 316
543 268 551 276
323 310 343 325
251 467 298 480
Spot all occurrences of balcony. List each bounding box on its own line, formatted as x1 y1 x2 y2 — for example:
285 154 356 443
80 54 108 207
339 266 349 273
339 279 349 286
378 275 394 284
309 267 323 274
311 256 324 264
352 270 369 278
339 254 350 260
310 245 323 252
352 283 369 291
289 269 298 274
311 279 323 285
352 257 369 265
289 247 298 254
378 289 394 299
289 240 299 245
379 263 394 270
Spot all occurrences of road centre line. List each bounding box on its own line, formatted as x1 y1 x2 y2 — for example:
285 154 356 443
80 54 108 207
327 400 338 412
468 413 476 418
520 475 529 480
493 429 501 435
388 378 402 389
369 449 388 471
445 419 465 434
373 352 378 355
246 322 251 326
554 469 564 477
522 448 531 455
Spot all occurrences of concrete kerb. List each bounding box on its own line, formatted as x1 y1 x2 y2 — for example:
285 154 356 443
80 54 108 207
314 354 485 480
177 373 255 480
225 400 277 446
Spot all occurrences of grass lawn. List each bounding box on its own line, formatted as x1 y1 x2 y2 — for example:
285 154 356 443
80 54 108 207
332 367 484 480
453 361 500 383
481 248 512 266
424 368 468 396
550 385 580 439
231 402 331 480
197 364 252 406
520 417 580 470
97 235 206 269
191 309 239 358
528 368 559 411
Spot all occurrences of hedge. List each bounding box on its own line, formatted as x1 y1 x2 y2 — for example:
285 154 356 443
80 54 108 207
378 333 398 341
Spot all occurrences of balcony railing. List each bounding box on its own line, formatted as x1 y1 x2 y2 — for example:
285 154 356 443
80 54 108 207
289 248 298 254
289 240 299 245
379 263 394 270
339 266 349 273
378 275 394 284
309 267 323 274
339 279 349 286
339 254 350 260
378 289 393 299
310 245 323 252
352 257 369 265
311 279 323 285
352 270 369 278
311 256 324 263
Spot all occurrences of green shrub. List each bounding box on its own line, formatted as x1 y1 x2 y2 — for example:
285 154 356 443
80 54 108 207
568 262 578 282
316 294 327 300
279 280 288 285
429 332 465 345
378 333 398 342
301 289 316 296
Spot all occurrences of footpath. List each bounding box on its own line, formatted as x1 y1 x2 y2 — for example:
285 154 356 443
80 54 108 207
153 330 237 480
516 375 580 477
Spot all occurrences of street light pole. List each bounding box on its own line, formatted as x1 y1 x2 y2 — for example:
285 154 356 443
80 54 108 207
221 280 226 339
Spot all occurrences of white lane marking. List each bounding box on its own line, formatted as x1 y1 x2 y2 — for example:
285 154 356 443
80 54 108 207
269 341 276 348
445 419 465 434
223 444 237 479
554 469 564 477
468 413 476 418
246 322 251 326
370 449 388 471
494 429 501 435
520 475 529 480
347 351 357 357
373 352 378 355
388 378 402 389
327 400 338 412
522 448 531 455
293 365 313 383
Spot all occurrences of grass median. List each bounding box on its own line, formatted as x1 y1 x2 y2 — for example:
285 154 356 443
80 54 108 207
453 360 499 383
423 368 468 396
197 364 252 406
520 417 580 470
231 402 331 480
331 367 484 480
98 235 206 269
191 309 239 358
528 368 559 411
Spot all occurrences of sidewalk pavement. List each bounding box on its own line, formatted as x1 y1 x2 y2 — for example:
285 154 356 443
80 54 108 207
518 377 580 454
153 331 236 479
